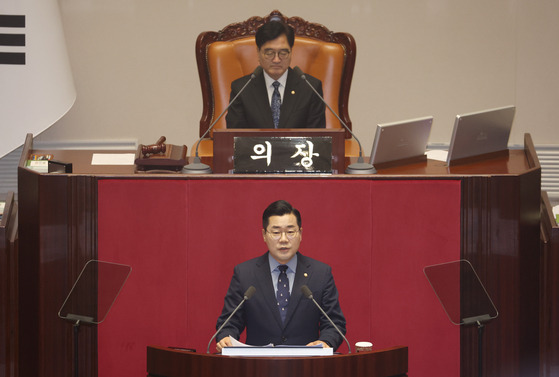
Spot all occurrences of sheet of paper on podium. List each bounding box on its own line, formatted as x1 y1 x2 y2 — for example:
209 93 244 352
221 336 333 357
91 153 135 165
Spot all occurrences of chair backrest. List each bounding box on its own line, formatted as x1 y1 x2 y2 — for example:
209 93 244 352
196 10 356 139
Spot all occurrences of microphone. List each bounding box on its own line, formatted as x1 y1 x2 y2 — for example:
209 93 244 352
206 286 256 353
301 284 351 353
293 66 376 174
183 66 264 174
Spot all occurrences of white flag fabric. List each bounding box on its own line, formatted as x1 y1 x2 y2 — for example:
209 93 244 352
0 0 75 158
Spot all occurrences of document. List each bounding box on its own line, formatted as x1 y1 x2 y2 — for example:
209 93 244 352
228 336 272 347
221 336 333 357
426 149 448 162
91 153 135 165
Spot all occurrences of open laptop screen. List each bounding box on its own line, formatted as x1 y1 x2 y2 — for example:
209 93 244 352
446 105 515 165
369 116 433 166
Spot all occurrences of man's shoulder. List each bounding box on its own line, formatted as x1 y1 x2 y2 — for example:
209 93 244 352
231 73 252 84
231 70 262 88
235 253 268 269
287 68 322 91
301 72 322 85
297 252 330 270
287 66 319 81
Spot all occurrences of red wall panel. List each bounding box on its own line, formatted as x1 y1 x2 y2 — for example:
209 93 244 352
97 178 460 376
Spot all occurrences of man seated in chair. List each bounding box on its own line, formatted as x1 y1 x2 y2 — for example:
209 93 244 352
225 21 326 129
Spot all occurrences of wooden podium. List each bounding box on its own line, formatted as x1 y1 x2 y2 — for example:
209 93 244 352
147 345 408 377
14 133 544 377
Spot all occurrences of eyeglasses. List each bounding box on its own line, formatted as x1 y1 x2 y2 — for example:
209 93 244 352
266 229 300 240
261 49 291 60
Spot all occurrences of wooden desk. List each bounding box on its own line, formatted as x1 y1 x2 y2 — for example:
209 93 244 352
15 134 541 377
147 345 408 377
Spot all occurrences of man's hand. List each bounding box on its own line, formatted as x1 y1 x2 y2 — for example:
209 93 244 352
306 340 330 348
216 336 233 353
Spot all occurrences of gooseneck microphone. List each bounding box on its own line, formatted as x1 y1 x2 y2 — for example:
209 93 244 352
293 66 376 174
301 285 351 353
207 286 256 353
183 66 264 174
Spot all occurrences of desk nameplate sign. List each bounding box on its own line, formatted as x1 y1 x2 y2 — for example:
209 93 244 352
233 136 333 173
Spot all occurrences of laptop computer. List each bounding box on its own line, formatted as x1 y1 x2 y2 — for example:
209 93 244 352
369 116 433 167
446 105 515 165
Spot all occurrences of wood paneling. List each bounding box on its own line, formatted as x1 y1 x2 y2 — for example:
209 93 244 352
147 345 408 377
14 134 543 377
1 192 18 377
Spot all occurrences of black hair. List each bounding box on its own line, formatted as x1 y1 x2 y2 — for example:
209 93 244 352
255 21 295 49
262 200 302 229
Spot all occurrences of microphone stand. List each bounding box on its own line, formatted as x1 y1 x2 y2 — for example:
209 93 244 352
207 286 256 353
477 320 486 377
183 67 262 174
73 320 80 377
301 285 351 353
295 67 376 175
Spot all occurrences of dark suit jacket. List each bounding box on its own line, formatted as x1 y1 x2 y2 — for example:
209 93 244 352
216 252 346 350
225 67 326 129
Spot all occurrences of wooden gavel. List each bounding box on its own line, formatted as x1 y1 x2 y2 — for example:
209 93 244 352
142 136 167 156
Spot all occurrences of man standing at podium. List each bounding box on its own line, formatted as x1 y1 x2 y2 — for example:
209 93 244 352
225 21 326 129
215 200 346 352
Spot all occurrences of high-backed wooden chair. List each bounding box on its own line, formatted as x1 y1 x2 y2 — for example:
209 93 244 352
193 10 359 157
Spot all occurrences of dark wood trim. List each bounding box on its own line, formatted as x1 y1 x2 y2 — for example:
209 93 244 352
524 133 541 170
18 134 34 168
1 192 18 377
147 345 408 377
17 167 100 377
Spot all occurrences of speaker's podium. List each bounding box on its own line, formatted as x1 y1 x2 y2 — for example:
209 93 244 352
147 345 408 377
16 133 543 377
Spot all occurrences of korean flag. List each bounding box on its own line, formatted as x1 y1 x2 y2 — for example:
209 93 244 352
0 0 75 158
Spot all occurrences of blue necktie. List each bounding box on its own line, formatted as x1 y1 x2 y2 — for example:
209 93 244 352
271 81 281 128
277 265 290 322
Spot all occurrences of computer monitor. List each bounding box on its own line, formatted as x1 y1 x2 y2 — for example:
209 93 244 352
369 116 433 167
446 105 515 165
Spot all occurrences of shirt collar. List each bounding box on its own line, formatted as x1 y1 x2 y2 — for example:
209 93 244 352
268 252 298 273
263 69 288 88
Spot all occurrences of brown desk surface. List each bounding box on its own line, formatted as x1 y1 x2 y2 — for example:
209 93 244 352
24 149 532 177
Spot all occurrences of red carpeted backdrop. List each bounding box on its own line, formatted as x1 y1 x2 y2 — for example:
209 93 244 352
97 178 461 376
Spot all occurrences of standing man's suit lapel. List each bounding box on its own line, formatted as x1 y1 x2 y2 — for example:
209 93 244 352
283 253 312 328
255 252 314 330
254 253 284 329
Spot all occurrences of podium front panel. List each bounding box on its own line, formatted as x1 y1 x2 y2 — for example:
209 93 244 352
97 178 461 377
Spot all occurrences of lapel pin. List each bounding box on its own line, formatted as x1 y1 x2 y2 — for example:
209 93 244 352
291 90 295 95
304 272 308 277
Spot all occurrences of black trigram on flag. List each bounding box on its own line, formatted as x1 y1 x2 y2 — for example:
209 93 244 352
0 14 26 65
